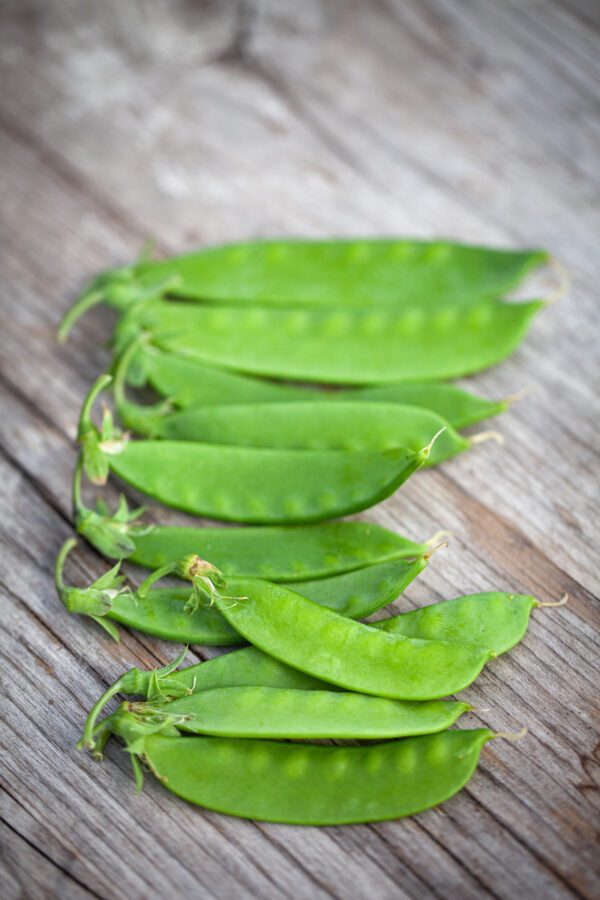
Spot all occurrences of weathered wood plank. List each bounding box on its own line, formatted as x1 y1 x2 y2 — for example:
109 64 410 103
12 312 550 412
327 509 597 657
0 0 598 897
0 817 96 900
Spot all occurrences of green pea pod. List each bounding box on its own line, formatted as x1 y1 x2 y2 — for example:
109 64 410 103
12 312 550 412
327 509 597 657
58 239 549 341
141 729 498 823
114 335 475 463
79 376 433 525
56 541 427 645
127 344 509 429
113 441 426 524
200 569 493 699
73 437 429 569
128 520 428 579
115 296 543 385
141 590 562 695
377 591 538 655
80 648 334 753
117 388 473 469
133 687 469 740
114 586 537 654
86 704 502 824
80 580 561 750
135 239 548 306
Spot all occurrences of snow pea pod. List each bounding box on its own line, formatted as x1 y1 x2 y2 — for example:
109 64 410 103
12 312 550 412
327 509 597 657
82 581 560 748
120 586 534 652
142 686 469 739
128 521 427 579
132 239 548 306
72 446 429 570
114 336 471 462
80 648 335 751
89 706 498 824
56 541 427 645
58 239 548 339
134 345 509 428
111 442 425 524
117 396 472 467
80 377 432 525
190 564 493 699
377 592 538 655
115 296 543 384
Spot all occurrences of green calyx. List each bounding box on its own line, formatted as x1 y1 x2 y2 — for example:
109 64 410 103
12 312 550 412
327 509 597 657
57 267 135 343
90 703 182 790
54 538 129 641
57 249 183 343
78 374 129 485
136 553 226 614
79 647 190 755
73 456 152 559
113 332 174 437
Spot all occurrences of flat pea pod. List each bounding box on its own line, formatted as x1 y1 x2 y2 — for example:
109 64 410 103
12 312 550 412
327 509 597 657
58 239 548 340
117 397 471 467
120 585 533 652
116 296 543 384
82 581 550 747
116 585 535 652
56 542 427 645
134 345 509 428
128 521 427 580
97 708 497 824
108 557 420 642
149 590 557 686
206 570 493 699
155 686 469 739
74 453 429 570
80 648 336 751
362 382 508 430
134 239 548 307
80 377 431 525
82 590 560 745
111 442 425 524
377 592 537 655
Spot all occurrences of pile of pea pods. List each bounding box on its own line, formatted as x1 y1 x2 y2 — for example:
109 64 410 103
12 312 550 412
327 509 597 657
55 238 564 824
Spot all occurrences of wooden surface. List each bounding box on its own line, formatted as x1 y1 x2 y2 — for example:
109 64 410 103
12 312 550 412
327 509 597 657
1 1 599 897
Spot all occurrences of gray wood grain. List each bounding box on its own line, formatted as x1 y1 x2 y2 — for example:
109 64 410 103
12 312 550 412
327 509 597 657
0 1 598 897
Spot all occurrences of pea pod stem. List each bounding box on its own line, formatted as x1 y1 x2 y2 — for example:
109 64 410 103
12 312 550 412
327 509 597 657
422 539 448 560
546 257 570 305
470 430 504 446
57 287 105 343
77 374 113 439
136 562 180 595
493 726 528 741
502 386 536 407
113 334 145 411
57 258 182 342
113 333 172 435
425 529 453 547
72 455 84 514
79 647 190 751
79 672 136 750
535 594 569 608
420 426 446 459
54 537 78 593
